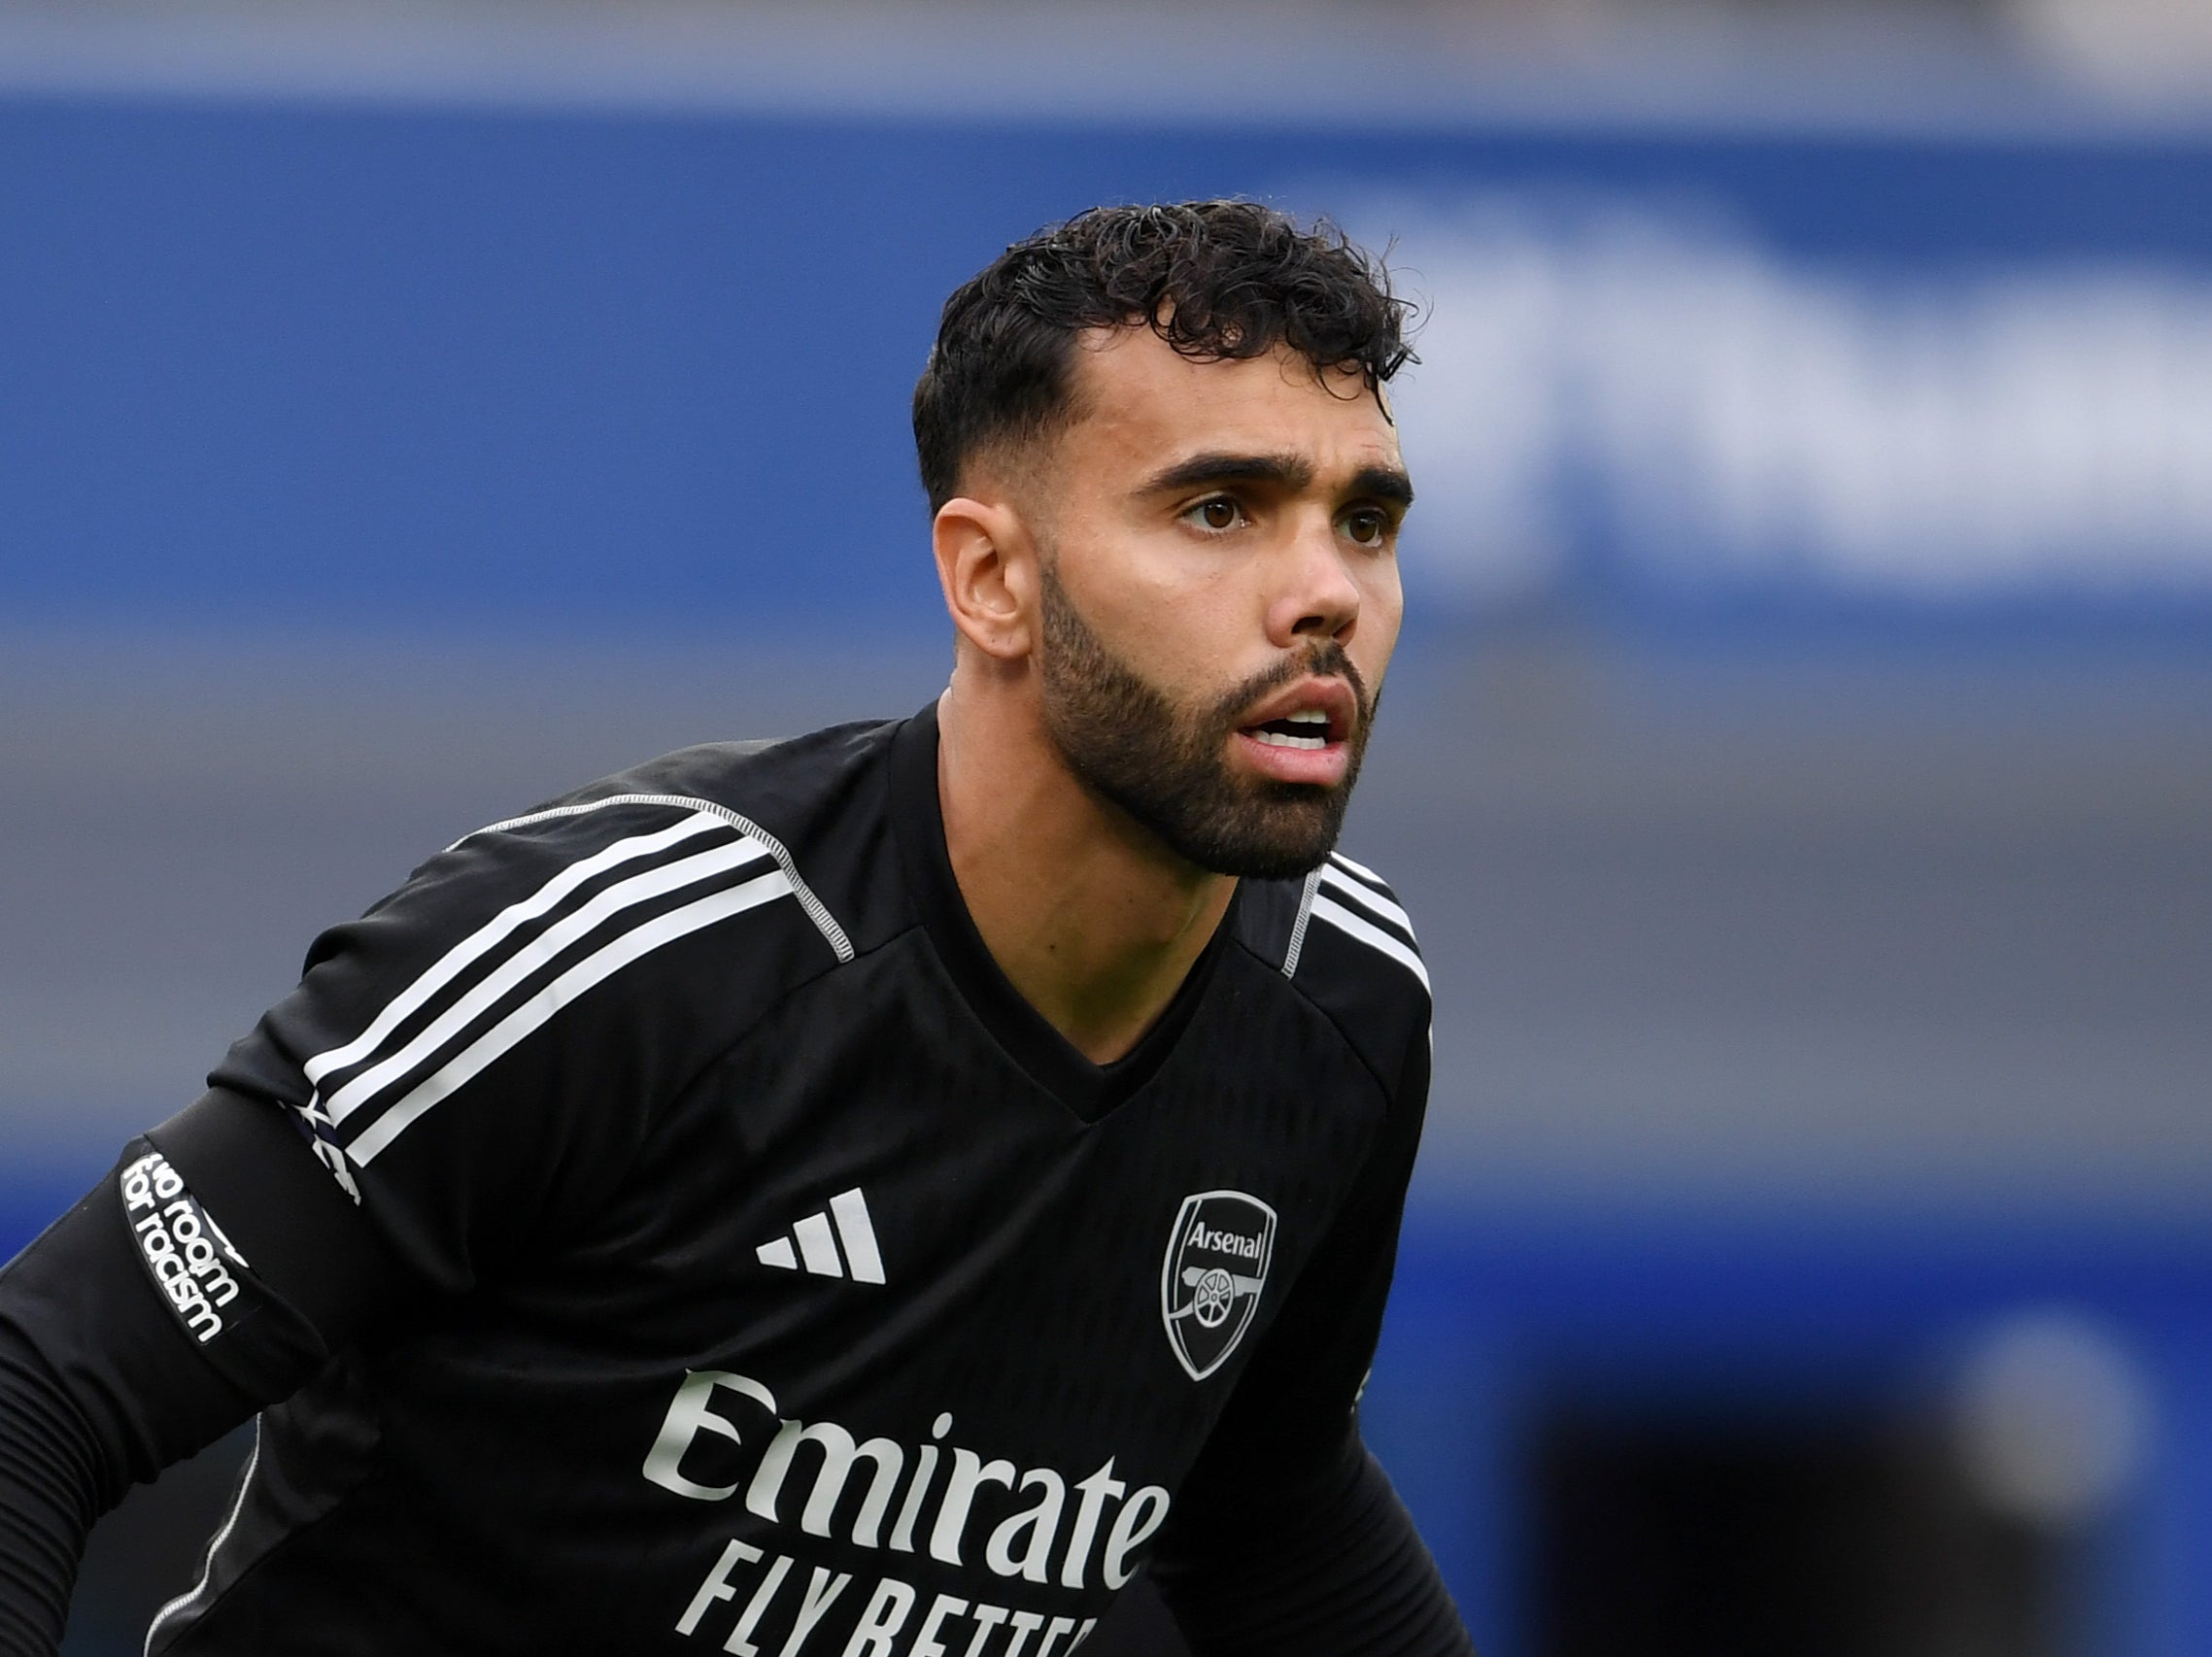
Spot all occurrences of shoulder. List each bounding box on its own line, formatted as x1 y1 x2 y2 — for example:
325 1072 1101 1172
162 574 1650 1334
1234 849 1430 1096
400 718 906 961
1233 850 1429 1005
461 720 901 864
239 722 906 1184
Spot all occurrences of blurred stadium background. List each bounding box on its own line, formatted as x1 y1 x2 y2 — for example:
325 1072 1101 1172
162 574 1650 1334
3 0 2209 1651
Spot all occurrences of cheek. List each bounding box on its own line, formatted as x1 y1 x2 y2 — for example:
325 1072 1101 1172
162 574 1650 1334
1139 603 1241 693
1087 558 1246 671
1361 548 1405 613
1354 562 1404 668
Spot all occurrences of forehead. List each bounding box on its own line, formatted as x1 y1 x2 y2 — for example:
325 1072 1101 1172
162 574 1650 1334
1060 326 1402 482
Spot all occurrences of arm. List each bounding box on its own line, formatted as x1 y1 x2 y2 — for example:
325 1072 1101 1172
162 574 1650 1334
0 790 726 1651
0 1092 391 1655
1147 1027 1474 1657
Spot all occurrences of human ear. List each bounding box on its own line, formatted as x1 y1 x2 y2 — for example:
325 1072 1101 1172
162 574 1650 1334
932 495 1039 662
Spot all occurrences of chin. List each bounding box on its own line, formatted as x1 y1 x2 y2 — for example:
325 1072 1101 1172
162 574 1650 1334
1165 789 1351 882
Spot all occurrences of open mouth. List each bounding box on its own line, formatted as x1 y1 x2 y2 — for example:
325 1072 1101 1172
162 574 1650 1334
1245 710 1333 751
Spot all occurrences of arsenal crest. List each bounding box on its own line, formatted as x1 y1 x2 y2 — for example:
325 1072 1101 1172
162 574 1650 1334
1160 1190 1277 1381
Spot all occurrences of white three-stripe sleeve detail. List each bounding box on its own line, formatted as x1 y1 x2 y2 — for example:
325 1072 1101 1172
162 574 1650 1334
1328 850 1390 891
348 868 793 1166
1317 862 1416 939
454 791 855 965
304 811 730 1092
830 1189 886 1284
323 837 772 1128
1310 894 1432 995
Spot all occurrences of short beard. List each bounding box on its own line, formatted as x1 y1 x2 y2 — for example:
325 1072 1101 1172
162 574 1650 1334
1037 560 1374 881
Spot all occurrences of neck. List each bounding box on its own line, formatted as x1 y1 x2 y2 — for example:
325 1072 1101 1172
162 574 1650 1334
935 681 1235 1065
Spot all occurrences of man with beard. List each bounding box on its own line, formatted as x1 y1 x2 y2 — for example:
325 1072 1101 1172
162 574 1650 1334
0 201 1472 1657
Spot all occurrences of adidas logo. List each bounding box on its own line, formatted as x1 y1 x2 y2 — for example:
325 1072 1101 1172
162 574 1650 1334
755 1188 885 1284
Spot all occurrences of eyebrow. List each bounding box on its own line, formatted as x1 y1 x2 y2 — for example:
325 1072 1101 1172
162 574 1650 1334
1142 451 1314 495
1140 451 1414 508
1348 464 1415 509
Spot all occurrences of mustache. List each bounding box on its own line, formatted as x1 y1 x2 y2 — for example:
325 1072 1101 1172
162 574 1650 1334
1208 642 1371 730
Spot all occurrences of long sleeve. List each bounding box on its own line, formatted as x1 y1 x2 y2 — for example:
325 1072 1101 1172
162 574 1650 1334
0 1092 391 1655
1152 1435 1471 1656
0 784 831 1653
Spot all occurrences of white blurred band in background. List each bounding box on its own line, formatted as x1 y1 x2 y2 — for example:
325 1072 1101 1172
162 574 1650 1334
1372 196 2212 606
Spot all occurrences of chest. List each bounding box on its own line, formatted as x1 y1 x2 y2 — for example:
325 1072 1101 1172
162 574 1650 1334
547 936 1384 1458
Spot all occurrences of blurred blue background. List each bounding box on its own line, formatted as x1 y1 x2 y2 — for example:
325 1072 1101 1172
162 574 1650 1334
2 2 2209 1652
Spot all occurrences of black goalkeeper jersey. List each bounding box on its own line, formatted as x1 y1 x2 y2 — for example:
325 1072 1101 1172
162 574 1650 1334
0 702 1452 1657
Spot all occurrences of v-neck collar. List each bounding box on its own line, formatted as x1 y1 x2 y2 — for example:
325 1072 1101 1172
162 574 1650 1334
889 701 1240 1125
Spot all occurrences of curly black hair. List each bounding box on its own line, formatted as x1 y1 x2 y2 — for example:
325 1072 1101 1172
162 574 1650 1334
912 200 1415 514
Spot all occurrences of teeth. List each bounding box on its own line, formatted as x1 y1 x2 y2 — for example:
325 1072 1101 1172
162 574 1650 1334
1252 730 1327 750
1286 710 1327 726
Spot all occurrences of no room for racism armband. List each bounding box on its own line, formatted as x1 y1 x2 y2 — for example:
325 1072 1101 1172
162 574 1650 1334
118 1143 273 1360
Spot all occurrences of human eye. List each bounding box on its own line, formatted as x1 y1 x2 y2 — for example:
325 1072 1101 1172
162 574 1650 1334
1340 505 1396 549
1180 495 1248 534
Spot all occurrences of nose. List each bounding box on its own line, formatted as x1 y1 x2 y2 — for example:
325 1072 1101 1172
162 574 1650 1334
1265 510 1362 650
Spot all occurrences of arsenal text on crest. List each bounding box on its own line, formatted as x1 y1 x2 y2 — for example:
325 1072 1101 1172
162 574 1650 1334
1160 1190 1277 1382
